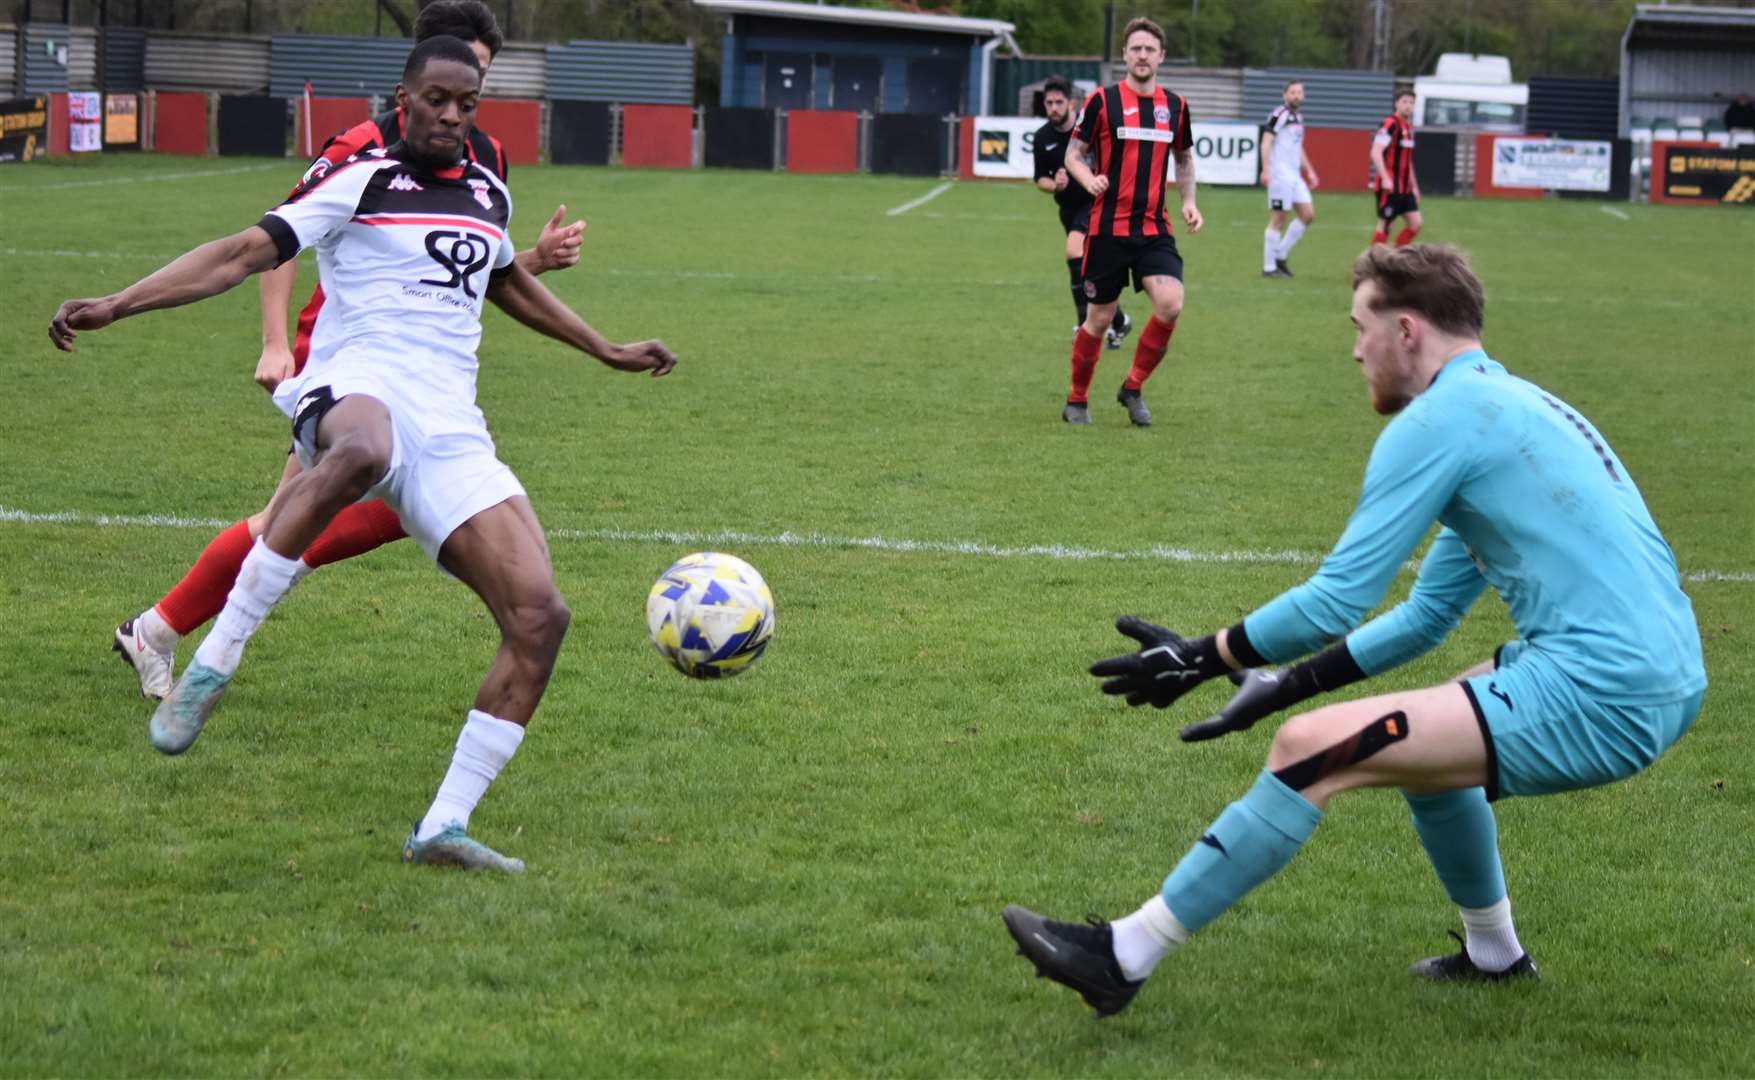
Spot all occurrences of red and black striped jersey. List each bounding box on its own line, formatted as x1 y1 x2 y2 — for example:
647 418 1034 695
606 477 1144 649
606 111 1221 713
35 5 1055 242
287 109 508 373
1372 115 1414 192
1074 83 1193 238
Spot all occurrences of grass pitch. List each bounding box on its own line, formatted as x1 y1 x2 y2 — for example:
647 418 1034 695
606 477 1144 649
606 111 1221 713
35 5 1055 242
1 155 1751 1077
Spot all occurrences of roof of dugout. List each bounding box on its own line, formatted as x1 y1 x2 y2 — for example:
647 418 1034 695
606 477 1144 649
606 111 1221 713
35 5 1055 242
693 0 1018 51
1623 4 1755 50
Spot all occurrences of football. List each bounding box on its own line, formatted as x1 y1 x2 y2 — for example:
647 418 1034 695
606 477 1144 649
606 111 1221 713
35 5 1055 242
645 552 775 678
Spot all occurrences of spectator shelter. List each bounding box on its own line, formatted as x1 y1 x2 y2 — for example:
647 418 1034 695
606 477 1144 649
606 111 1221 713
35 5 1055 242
1620 3 1755 141
695 0 1016 116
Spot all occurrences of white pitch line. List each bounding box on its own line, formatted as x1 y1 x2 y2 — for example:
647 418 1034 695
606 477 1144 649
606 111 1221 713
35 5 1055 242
3 505 1751 583
886 181 953 216
1600 206 1631 221
0 162 281 194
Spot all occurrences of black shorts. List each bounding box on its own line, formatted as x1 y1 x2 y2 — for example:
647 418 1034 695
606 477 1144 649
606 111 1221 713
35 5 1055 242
1375 190 1420 221
1058 200 1092 236
1080 233 1183 305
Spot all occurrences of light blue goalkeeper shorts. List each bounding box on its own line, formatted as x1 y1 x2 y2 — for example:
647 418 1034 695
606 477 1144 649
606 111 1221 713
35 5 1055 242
1460 640 1704 800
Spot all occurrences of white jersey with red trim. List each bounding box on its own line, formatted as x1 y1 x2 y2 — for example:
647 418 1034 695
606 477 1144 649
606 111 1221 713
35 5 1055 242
257 144 515 413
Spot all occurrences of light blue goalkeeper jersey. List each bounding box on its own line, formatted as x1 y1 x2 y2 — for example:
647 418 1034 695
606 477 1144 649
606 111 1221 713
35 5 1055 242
1244 349 1705 705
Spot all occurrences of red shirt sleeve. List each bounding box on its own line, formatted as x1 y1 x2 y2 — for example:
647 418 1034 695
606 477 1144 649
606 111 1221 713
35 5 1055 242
1074 89 1105 154
288 119 384 197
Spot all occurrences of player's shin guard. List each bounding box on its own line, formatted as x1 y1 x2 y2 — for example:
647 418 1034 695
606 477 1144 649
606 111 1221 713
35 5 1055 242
1068 326 1103 404
1161 770 1321 931
190 538 309 676
1395 226 1419 247
1278 219 1308 260
1122 316 1175 391
299 499 407 569
155 518 256 636
417 710 525 841
1405 788 1506 909
1067 257 1088 326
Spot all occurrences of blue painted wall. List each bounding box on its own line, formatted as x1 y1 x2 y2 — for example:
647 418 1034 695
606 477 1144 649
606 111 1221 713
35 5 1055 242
720 14 984 113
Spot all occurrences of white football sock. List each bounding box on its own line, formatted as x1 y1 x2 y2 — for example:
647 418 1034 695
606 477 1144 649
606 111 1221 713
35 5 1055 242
1277 218 1308 260
416 710 525 841
1263 225 1281 272
1110 894 1191 981
190 539 309 675
1460 897 1525 972
139 605 179 651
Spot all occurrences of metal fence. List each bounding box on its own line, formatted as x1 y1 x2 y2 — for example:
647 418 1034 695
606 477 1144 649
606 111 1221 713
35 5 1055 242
22 23 68 93
0 25 17 96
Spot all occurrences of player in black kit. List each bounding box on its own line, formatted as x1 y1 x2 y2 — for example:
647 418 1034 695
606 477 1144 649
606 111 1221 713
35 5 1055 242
1034 76 1130 349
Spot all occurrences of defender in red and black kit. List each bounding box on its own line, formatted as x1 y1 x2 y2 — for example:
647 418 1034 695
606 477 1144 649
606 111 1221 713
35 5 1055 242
1370 90 1422 246
1059 17 1203 428
110 1 586 703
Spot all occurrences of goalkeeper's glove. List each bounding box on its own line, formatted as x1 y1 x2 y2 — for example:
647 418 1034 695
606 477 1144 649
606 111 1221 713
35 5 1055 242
1088 615 1231 709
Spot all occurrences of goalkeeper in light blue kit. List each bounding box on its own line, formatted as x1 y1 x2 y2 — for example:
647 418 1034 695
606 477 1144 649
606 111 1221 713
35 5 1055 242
1004 243 1707 1016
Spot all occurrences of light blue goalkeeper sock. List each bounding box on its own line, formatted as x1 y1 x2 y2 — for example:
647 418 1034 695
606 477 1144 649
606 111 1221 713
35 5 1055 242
1404 787 1507 909
1161 769 1322 932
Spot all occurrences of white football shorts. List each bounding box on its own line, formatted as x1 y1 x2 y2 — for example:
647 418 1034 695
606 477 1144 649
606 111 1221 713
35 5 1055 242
273 361 526 565
1267 171 1312 210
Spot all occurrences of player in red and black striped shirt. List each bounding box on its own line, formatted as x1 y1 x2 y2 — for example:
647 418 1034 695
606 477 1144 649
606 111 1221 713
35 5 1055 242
1370 90 1422 246
1060 17 1202 428
111 2 586 699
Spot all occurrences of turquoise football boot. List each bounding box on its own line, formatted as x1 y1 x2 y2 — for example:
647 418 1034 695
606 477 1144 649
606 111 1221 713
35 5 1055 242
148 659 233 755
401 821 525 874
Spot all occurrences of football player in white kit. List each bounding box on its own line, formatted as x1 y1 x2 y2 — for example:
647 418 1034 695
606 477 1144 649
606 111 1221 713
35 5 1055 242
1261 80 1319 278
49 36 677 873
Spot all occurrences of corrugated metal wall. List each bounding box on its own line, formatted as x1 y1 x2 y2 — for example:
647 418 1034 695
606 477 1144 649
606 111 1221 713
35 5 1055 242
0 26 18 96
1527 77 1618 139
1626 48 1755 125
482 42 545 99
146 33 269 94
1131 66 1246 122
23 24 69 93
69 26 96 89
102 27 147 92
271 34 407 98
1243 67 1393 129
546 40 693 104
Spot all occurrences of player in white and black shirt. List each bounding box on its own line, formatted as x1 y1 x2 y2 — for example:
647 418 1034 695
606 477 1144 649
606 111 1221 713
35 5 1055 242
1260 80 1319 277
1032 76 1130 349
49 36 676 874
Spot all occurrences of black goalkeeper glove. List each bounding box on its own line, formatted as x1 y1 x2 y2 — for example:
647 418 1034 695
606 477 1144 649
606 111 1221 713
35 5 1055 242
1088 616 1232 709
1177 642 1371 742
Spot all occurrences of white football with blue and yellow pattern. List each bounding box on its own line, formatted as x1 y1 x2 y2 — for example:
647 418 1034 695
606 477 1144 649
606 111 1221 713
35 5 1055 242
646 552 775 679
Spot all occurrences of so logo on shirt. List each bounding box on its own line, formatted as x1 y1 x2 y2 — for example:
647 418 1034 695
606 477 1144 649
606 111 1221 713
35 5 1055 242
420 230 491 299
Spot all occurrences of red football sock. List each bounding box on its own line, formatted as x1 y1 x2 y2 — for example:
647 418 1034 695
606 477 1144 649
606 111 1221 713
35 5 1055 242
154 519 254 636
1394 226 1419 247
299 499 407 568
1068 327 1103 404
1123 316 1177 391
1371 229 1389 245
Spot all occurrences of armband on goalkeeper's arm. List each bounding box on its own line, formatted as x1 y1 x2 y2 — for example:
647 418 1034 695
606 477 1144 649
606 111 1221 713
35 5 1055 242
1178 639 1369 743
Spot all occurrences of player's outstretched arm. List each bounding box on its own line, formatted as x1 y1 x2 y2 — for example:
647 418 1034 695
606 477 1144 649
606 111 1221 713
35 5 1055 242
50 225 283 352
485 262 676 376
